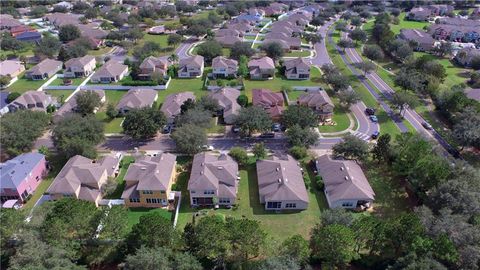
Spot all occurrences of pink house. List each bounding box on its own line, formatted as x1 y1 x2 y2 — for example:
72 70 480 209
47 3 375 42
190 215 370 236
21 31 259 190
0 153 48 203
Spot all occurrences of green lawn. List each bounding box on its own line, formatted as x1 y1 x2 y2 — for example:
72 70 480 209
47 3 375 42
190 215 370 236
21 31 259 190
206 118 226 134
176 159 327 240
22 176 54 211
95 90 129 134
129 34 177 56
0 44 34 58
105 156 135 199
318 105 352 133
46 90 74 102
413 52 468 89
127 208 173 229
7 75 46 94
88 47 112 56
49 77 86 86
162 77 207 101
285 50 311 57
390 12 431 35
191 46 231 57
244 35 256 41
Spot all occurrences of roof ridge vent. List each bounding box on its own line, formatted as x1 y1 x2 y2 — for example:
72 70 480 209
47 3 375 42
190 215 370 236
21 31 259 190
340 166 344 171
217 166 223 170
344 176 349 181
278 178 282 184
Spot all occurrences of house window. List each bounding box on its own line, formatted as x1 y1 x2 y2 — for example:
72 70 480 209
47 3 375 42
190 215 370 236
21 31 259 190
129 198 140 203
204 190 215 195
192 198 198 205
219 198 230 204
63 193 73 198
36 176 40 181
342 202 354 207
160 190 165 194
267 201 282 209
191 191 196 194
146 198 162 204
285 203 297 208
143 190 153 194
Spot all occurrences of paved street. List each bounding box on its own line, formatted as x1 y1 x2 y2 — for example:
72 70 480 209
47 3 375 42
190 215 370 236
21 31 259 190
311 17 338 66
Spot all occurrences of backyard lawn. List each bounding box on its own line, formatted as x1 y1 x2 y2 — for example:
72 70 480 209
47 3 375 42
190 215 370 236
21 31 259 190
161 77 208 101
390 12 431 35
7 75 46 93
175 158 328 241
46 90 74 102
49 77 86 86
127 208 173 230
88 47 113 56
318 105 352 133
413 52 468 89
129 34 177 56
95 90 129 134
206 118 226 134
22 176 54 211
105 156 135 199
284 50 311 57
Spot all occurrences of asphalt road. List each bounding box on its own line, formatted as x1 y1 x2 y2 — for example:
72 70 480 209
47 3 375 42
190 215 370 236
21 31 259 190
311 18 338 66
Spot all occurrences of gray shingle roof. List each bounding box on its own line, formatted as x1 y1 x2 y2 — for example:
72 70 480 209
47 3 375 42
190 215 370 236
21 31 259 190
160 91 195 119
65 55 95 69
0 153 45 189
297 91 334 108
208 87 241 120
92 60 128 79
179 55 204 69
212 56 238 72
27 58 62 76
283 57 310 76
116 89 158 111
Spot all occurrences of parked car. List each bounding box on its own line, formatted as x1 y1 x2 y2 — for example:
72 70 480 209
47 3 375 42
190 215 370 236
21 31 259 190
259 133 275 138
369 115 378 122
422 122 433 130
371 131 380 139
272 123 281 132
365 108 375 115
162 125 172 134
232 125 240 133
202 145 214 151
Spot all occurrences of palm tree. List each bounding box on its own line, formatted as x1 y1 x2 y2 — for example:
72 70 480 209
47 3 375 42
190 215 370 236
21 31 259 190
168 54 179 64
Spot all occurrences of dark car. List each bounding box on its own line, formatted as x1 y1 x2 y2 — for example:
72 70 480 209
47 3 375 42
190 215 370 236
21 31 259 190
422 122 433 130
371 131 380 139
365 108 375 115
272 123 281 132
162 125 172 134
259 133 275 138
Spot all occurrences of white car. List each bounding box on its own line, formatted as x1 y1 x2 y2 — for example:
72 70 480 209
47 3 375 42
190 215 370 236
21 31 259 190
202 145 214 151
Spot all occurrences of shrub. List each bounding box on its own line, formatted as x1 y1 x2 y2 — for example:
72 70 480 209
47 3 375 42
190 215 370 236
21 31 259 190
315 175 324 190
237 94 248 107
303 175 311 189
228 147 249 165
121 79 158 86
6 92 20 103
289 146 308 159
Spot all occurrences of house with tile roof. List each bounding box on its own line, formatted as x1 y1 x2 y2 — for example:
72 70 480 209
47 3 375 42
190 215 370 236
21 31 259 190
139 56 169 79
297 91 334 121
212 56 238 78
116 89 158 115
160 91 196 123
90 60 128 83
178 55 204 78
8 91 55 113
25 59 63 80
188 152 239 207
208 87 241 124
0 153 48 203
248 57 275 80
283 57 310 80
316 155 375 209
256 154 309 210
252 88 284 120
64 55 96 78
47 154 121 206
122 153 177 208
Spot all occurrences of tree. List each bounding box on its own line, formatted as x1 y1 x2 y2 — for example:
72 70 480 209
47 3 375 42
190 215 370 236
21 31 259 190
34 36 61 58
230 41 255 60
133 41 162 61
237 94 248 107
387 253 447 270
433 42 453 58
281 105 318 129
6 92 20 103
390 40 413 62
350 16 362 26
253 142 267 160
52 114 104 159
383 213 425 257
332 134 369 161
260 41 284 61
122 107 167 139
1 209 24 265
394 68 424 93
303 33 323 44
196 40 223 63
229 147 249 165
0 75 11 88
280 235 310 265
470 55 480 70
337 39 354 51
171 124 207 155
453 106 480 149
357 61 376 76
321 208 355 227
310 224 358 267
0 110 50 156
126 212 177 252
363 44 384 61
286 125 319 147
124 246 202 270
1 34 24 53
235 106 272 136
197 96 220 113
371 133 392 163
350 29 367 45
167 33 183 47
106 103 118 119
75 91 101 115
337 88 361 109
58 24 81 42
176 108 212 129
227 218 266 262
335 21 347 32
180 98 196 114
311 16 325 27
256 256 301 270
391 91 418 117
288 146 308 159
30 5 48 18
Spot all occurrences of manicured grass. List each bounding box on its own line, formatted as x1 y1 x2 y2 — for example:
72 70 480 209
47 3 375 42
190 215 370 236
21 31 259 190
191 46 231 57
105 156 135 199
128 34 177 56
105 90 129 104
244 35 256 40
206 118 225 134
284 50 311 57
127 208 173 229
244 67 324 99
22 176 54 211
413 52 468 89
162 77 208 101
390 13 431 35
49 77 86 86
88 47 112 56
7 75 46 94
95 90 129 134
0 44 34 58
318 106 352 133
176 159 328 241
46 90 74 101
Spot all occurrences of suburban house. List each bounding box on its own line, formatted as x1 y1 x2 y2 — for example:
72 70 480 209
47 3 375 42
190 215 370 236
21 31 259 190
47 154 121 206
286 12 311 26
54 90 106 122
252 88 284 120
283 57 311 80
407 5 453 21
261 2 288 16
212 56 238 78
256 154 309 210
116 89 158 115
178 55 204 78
8 91 55 113
16 31 42 42
64 55 96 78
429 24 480 43
0 153 48 203
297 91 334 121
0 14 22 30
455 47 480 67
466 88 480 102
188 152 239 207
398 29 435 52
270 20 303 35
25 59 63 80
0 60 25 80
44 12 82 28
235 8 264 24
248 57 275 80
139 56 169 80
122 153 177 208
437 17 480 27
161 92 196 123
215 28 243 47
209 87 241 124
90 60 128 83
316 155 375 209
226 21 254 33
263 32 302 51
